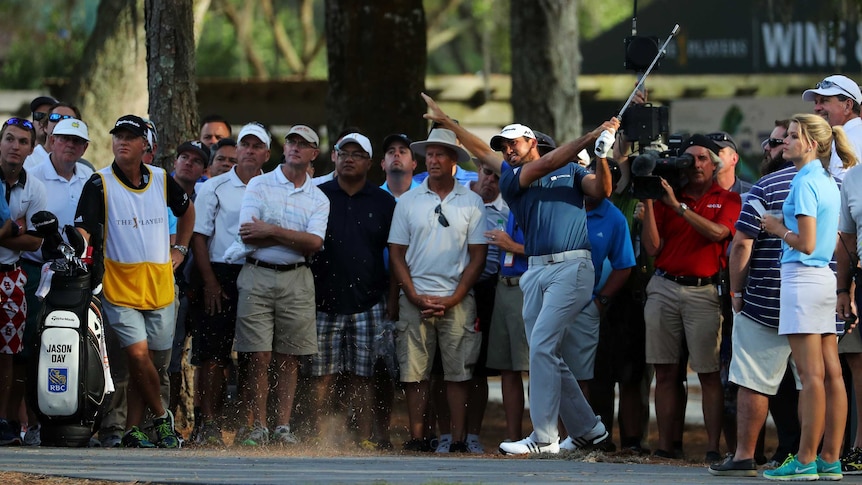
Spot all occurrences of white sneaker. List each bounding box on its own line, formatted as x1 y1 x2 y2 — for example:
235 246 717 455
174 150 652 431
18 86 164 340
567 418 611 451
466 435 484 454
498 435 559 455
23 424 40 446
435 433 452 453
272 425 299 445
559 436 576 452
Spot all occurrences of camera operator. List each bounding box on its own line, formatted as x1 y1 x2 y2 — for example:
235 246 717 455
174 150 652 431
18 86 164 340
641 134 741 461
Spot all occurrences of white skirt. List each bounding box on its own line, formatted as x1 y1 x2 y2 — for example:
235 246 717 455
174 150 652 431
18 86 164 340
779 262 837 335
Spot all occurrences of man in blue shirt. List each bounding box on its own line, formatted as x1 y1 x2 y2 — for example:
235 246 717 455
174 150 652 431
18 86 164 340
559 160 636 451
380 134 420 199
421 93 619 455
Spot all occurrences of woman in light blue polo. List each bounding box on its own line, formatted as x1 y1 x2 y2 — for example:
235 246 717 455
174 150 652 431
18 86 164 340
761 113 855 480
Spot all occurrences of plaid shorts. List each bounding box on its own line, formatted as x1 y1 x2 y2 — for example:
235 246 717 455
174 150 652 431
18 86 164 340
0 266 27 355
310 299 385 378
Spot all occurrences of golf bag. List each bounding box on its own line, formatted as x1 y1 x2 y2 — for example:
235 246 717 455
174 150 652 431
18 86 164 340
26 211 112 447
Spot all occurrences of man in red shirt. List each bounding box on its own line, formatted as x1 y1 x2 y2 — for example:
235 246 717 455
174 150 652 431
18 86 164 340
640 134 741 462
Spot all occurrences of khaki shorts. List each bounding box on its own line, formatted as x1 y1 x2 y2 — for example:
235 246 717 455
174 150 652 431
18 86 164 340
644 275 722 373
486 279 529 372
729 311 799 395
234 264 317 355
395 294 480 383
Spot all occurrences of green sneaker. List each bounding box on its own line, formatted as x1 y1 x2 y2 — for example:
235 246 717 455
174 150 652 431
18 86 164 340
121 426 156 448
763 454 818 481
240 424 269 446
153 411 181 449
816 455 843 481
841 447 862 475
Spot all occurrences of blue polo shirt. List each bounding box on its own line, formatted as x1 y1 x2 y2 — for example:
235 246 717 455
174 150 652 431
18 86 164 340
312 180 396 314
781 159 840 267
380 179 420 199
586 198 636 290
499 161 590 256
500 212 528 277
735 163 796 328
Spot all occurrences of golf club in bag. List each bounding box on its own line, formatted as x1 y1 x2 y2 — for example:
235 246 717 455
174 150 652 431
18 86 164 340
26 211 112 447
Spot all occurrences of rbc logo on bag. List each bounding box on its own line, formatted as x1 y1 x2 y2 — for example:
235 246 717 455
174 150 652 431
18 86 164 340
48 368 68 393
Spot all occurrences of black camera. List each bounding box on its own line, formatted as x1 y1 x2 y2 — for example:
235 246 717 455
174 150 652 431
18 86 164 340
622 103 670 147
630 133 693 199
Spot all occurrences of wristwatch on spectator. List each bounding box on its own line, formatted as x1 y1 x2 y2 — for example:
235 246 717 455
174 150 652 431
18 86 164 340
596 294 611 306
676 202 689 216
171 244 188 256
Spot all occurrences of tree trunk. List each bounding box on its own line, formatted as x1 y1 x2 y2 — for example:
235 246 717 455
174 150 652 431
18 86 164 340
62 0 148 170
324 0 426 184
145 0 200 171
510 0 581 143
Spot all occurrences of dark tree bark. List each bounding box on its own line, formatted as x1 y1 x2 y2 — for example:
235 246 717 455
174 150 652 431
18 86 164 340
63 0 148 169
145 0 200 170
324 0 426 184
510 0 581 143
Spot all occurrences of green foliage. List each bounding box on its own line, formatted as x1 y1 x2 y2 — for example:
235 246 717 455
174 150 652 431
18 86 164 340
196 13 242 78
0 0 640 87
0 0 93 89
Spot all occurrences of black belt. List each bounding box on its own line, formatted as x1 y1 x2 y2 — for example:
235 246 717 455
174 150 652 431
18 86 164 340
0 262 20 272
656 270 717 287
246 257 306 272
500 275 521 287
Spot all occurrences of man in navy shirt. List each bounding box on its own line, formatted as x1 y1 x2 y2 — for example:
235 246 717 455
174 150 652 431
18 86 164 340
422 93 619 455
309 133 396 448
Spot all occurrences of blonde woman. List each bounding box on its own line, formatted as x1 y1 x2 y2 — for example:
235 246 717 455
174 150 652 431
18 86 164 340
761 113 856 480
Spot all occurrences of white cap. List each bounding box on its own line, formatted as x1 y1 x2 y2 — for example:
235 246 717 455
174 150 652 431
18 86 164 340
336 133 372 158
802 75 862 104
285 125 320 147
52 118 89 142
490 123 536 151
238 122 271 148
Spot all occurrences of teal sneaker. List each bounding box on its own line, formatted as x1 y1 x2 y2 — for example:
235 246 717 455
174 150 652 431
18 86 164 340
153 411 181 449
763 454 818 481
121 426 156 448
816 455 843 481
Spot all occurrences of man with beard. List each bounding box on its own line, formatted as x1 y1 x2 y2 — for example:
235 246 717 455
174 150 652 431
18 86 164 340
421 94 619 456
760 120 790 176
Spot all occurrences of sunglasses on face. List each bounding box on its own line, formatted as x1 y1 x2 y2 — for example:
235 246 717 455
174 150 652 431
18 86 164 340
32 112 48 122
48 113 73 123
5 117 34 130
434 204 449 227
766 138 784 148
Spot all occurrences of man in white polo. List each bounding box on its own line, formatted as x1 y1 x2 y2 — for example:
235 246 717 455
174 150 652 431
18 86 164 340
233 124 329 446
388 128 487 453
